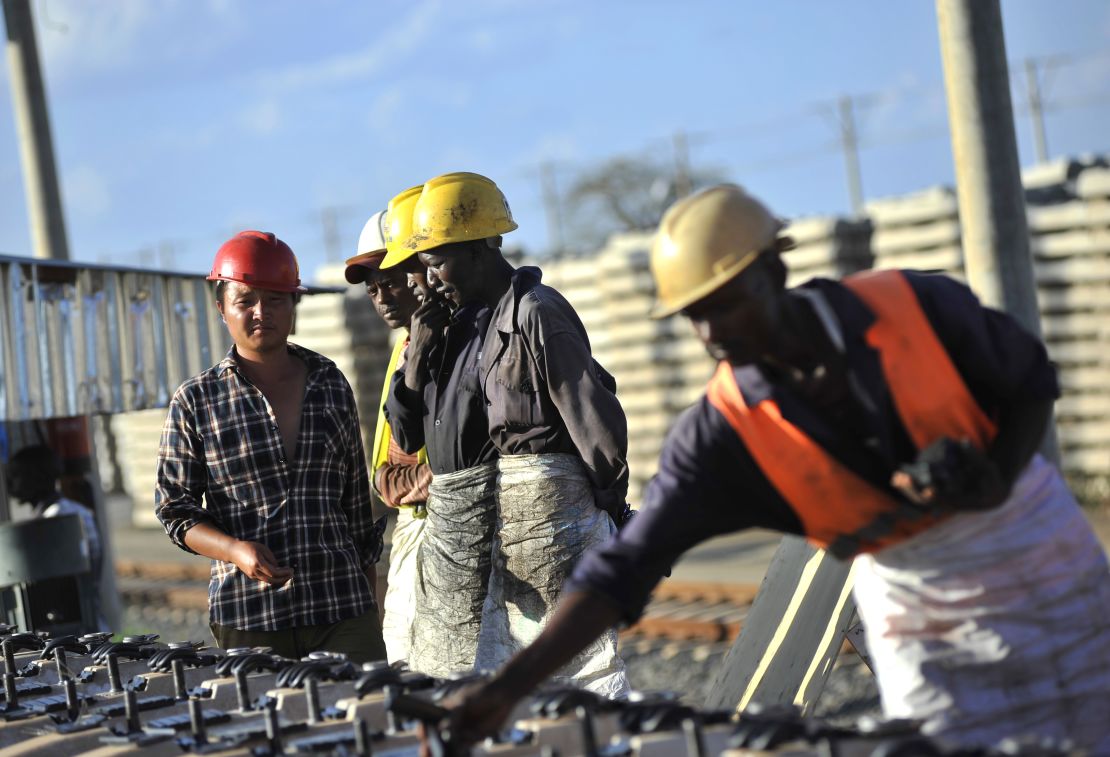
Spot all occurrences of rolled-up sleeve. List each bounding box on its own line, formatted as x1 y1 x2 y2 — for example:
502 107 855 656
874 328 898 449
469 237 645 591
376 436 430 507
154 388 213 553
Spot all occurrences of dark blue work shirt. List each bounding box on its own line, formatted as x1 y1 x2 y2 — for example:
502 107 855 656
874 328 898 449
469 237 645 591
384 302 498 475
567 271 1060 623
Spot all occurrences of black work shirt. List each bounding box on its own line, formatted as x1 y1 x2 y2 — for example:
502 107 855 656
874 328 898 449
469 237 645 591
480 266 630 515
384 302 498 475
566 271 1060 623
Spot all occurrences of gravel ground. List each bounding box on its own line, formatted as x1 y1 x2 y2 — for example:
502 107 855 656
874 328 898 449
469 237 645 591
619 636 880 722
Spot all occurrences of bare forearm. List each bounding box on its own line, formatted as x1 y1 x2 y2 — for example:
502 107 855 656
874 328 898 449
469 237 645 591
182 521 240 563
490 590 622 699
403 354 428 393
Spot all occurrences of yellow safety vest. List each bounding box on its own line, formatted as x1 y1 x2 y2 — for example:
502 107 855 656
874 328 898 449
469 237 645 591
371 335 428 509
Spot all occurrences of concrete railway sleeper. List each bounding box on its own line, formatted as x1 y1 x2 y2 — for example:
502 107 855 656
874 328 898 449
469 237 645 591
0 625 1082 756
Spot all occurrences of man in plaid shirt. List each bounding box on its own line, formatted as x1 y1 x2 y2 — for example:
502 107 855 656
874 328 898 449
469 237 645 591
155 231 386 663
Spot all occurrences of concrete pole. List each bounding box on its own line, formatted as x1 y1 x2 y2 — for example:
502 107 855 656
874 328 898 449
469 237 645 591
672 130 693 199
837 96 865 217
1024 58 1050 164
3 0 69 260
936 0 1058 460
936 0 1039 333
540 163 565 257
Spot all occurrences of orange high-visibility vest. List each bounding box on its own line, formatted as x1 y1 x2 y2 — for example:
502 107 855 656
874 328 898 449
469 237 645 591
706 270 997 558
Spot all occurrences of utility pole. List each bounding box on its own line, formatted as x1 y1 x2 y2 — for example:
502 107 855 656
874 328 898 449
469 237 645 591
157 240 175 271
320 207 341 263
672 130 693 199
837 96 865 217
1023 58 1050 164
936 0 1057 459
539 163 565 258
3 0 69 260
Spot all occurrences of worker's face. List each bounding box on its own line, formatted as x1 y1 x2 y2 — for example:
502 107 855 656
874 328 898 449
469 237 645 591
217 281 295 355
419 243 484 307
6 466 39 501
398 255 438 305
6 465 50 504
682 260 786 365
365 266 419 330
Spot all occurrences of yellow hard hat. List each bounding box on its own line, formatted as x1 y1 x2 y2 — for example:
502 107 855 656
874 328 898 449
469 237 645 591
650 184 783 319
405 172 517 254
379 185 424 269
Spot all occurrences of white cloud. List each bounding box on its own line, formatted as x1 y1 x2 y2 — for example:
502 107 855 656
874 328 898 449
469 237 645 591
63 164 111 218
238 98 282 136
35 0 160 81
519 131 582 166
368 85 406 127
259 0 442 94
469 27 496 54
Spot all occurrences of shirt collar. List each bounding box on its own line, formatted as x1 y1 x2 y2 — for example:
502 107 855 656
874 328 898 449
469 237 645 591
491 265 543 335
731 277 877 406
217 342 326 378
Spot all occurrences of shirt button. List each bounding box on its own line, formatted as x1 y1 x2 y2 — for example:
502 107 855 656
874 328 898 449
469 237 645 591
434 419 441 427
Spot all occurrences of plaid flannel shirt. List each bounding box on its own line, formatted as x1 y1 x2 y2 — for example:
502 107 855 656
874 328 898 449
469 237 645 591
155 344 381 631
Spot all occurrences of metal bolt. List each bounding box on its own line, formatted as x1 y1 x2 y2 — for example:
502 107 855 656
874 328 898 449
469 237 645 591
171 658 187 701
354 717 373 755
63 677 79 721
3 673 18 710
123 686 142 734
107 653 123 693
384 685 399 735
188 698 207 744
2 642 15 677
682 718 705 757
264 699 282 754
234 667 251 711
305 676 321 724
575 705 598 757
54 646 70 682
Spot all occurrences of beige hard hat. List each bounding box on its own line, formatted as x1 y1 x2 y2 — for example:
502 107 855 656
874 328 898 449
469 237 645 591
650 184 783 318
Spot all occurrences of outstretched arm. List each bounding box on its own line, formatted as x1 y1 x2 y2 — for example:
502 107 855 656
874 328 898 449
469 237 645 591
444 591 621 744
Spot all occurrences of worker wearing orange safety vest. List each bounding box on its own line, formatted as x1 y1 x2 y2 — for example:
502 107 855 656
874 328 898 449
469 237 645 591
446 185 1110 752
344 208 431 665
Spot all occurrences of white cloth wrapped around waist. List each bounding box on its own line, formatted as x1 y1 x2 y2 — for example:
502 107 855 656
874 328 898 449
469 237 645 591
408 461 498 678
476 453 629 698
382 506 426 665
853 454 1110 752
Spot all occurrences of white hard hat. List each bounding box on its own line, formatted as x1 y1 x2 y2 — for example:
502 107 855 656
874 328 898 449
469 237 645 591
344 210 389 284
357 210 388 256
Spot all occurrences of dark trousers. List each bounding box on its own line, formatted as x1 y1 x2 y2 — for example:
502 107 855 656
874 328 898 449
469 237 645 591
210 605 386 664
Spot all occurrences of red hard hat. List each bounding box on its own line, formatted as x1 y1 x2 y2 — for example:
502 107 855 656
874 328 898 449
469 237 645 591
207 230 306 292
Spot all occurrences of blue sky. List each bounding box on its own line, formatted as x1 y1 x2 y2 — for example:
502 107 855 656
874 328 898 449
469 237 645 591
1 0 1108 281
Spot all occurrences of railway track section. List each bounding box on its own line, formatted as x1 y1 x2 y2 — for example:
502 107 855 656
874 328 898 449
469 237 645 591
116 561 758 645
0 624 1070 756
